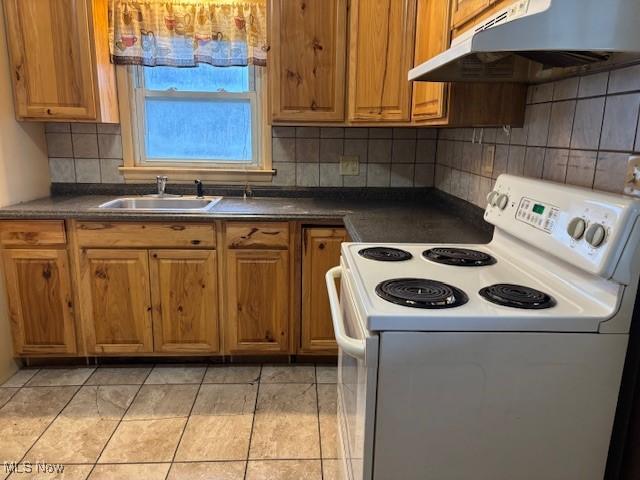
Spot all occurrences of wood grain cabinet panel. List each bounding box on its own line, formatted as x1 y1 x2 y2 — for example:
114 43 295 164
412 0 449 122
2 249 77 355
0 221 66 247
79 249 153 354
2 0 118 122
225 249 289 353
269 0 347 122
150 250 219 354
348 0 417 122
300 228 346 354
226 223 290 250
450 0 512 37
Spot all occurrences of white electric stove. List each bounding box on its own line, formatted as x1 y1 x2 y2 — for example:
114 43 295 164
327 175 640 480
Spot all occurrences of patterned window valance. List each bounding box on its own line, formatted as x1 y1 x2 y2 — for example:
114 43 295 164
108 0 268 67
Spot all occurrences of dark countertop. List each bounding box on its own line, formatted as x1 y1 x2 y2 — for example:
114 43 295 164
0 192 493 244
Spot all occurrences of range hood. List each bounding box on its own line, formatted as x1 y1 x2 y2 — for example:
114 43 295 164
409 0 640 83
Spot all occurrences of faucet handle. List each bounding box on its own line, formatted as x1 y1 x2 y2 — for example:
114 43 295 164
194 179 204 198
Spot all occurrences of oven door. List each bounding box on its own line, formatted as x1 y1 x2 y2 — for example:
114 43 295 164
327 264 379 480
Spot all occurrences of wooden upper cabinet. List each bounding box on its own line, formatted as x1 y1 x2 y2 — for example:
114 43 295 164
412 0 449 122
270 0 347 122
150 250 219 354
450 0 512 37
225 249 290 353
348 0 417 122
79 249 153 354
300 228 346 354
3 0 118 122
2 249 77 355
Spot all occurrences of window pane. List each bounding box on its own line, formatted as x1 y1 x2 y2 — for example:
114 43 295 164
144 65 249 92
144 98 252 162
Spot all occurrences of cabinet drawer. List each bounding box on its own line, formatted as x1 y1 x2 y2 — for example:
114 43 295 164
0 221 66 247
226 223 290 249
75 222 216 248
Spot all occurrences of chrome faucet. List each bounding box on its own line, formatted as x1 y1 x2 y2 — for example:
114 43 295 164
156 175 168 197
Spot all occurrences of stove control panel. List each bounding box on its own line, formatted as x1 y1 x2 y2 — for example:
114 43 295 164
516 198 560 233
486 174 640 279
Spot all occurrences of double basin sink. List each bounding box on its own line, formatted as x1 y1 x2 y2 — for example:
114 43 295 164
98 196 223 213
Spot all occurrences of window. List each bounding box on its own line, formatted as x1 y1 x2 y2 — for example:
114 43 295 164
125 64 270 178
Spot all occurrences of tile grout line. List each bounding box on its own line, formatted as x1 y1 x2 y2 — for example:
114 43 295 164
16 367 98 466
163 369 207 480
87 364 156 478
243 364 263 480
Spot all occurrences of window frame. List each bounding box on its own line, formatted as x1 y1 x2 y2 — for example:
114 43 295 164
117 65 273 183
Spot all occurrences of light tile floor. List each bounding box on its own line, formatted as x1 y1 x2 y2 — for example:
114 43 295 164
0 364 339 480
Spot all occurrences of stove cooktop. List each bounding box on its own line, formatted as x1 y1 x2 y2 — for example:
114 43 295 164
341 243 617 332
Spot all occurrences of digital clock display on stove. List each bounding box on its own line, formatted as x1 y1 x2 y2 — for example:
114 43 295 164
532 204 545 215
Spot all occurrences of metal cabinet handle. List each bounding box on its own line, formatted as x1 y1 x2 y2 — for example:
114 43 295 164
326 266 366 359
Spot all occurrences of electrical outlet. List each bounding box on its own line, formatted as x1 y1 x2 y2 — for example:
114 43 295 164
340 155 360 176
624 155 640 197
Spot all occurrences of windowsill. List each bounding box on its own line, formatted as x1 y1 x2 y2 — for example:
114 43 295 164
119 166 275 183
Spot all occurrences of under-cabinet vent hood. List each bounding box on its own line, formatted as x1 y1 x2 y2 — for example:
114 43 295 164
409 0 640 83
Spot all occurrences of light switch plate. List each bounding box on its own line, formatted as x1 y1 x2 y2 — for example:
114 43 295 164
624 155 640 198
340 155 359 176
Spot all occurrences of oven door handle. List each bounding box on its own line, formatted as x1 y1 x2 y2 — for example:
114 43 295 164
326 266 366 359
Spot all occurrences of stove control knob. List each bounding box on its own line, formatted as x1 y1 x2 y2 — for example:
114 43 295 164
567 218 587 240
486 191 499 206
585 223 607 248
497 194 509 210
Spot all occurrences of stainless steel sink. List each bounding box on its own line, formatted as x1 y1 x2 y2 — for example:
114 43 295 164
97 196 222 213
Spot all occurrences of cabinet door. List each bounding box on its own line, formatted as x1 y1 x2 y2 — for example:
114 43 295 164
79 249 153 354
3 0 98 120
2 249 76 355
451 0 512 37
301 228 347 354
150 250 219 354
412 0 449 122
348 0 417 122
270 0 347 122
226 250 289 353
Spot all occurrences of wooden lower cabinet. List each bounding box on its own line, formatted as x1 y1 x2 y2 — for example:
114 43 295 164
79 249 154 354
300 228 346 354
149 250 219 354
2 248 76 355
225 249 290 353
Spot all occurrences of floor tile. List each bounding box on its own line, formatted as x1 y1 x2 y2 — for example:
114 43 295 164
316 366 337 384
144 365 206 384
125 384 198 419
249 383 320 459
1 370 39 388
98 417 186 463
0 387 78 462
322 459 341 480
246 460 322 480
7 464 93 479
0 388 18 408
85 367 151 385
88 463 170 480
26 368 95 387
318 384 338 458
167 461 246 480
203 365 261 384
261 365 316 384
175 414 254 461
25 386 138 463
192 384 257 416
